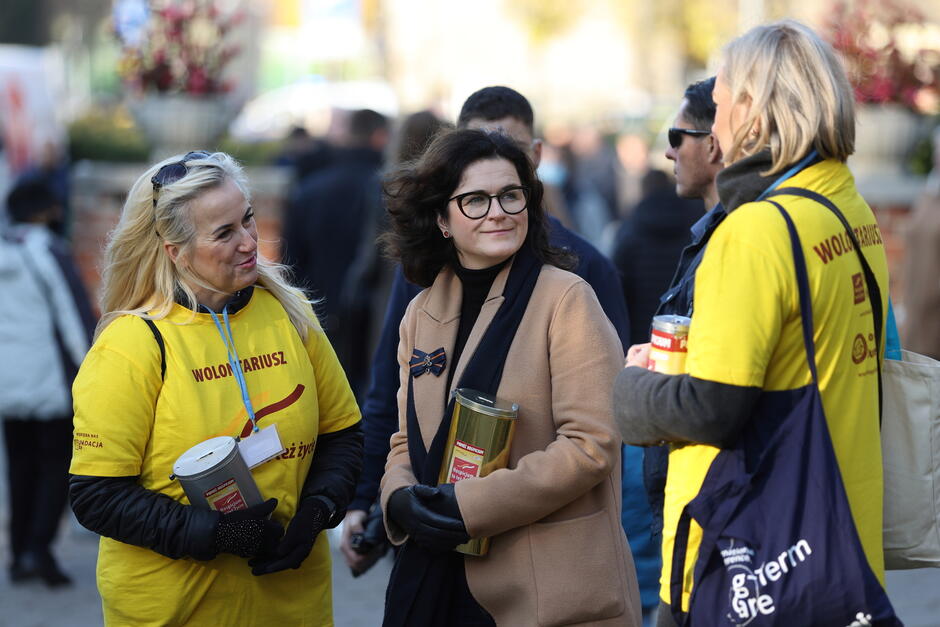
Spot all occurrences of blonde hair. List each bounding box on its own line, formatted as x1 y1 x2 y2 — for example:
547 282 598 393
719 19 855 174
97 151 319 341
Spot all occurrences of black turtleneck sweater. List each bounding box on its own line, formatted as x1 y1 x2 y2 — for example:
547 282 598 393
447 259 510 391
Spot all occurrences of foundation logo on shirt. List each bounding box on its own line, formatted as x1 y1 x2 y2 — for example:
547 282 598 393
851 333 877 365
852 273 866 304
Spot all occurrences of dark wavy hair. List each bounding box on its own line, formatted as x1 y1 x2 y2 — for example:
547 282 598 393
381 129 574 287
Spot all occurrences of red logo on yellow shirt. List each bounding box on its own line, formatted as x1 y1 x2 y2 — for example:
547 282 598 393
238 383 305 438
852 273 866 304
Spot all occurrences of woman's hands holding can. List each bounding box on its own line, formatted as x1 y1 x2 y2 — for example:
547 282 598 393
249 495 334 575
388 484 469 552
213 498 283 559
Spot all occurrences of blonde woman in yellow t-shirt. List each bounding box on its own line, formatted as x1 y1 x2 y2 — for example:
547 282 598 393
614 20 889 627
68 151 362 626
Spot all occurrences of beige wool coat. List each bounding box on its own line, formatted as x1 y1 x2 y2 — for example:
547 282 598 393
381 260 642 627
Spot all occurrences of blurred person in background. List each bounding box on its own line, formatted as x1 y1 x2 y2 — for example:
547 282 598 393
340 109 449 576
388 111 452 168
339 88 649 599
564 126 622 247
10 140 73 238
532 138 577 230
0 175 95 586
901 125 940 360
614 21 890 626
615 132 652 218
558 140 607 247
68 151 362 625
380 128 641 626
611 170 702 349
274 125 316 170
282 108 390 399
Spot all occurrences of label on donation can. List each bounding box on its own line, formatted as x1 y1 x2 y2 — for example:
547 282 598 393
447 439 485 482
204 477 248 513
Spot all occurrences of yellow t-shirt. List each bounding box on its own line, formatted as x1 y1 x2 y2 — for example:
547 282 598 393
660 160 889 608
70 288 360 626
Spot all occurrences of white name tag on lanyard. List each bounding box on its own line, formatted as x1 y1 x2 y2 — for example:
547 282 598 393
238 424 285 469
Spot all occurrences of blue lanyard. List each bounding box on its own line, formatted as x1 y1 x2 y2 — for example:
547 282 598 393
756 150 818 201
208 306 258 433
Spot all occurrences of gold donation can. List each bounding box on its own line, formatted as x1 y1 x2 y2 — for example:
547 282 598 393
437 388 518 556
649 315 692 375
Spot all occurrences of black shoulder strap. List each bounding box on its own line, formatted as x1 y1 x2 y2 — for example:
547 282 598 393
766 186 883 424
143 318 166 380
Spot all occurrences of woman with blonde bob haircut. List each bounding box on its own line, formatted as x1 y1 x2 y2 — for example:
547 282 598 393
68 151 363 626
614 20 893 626
715 19 856 172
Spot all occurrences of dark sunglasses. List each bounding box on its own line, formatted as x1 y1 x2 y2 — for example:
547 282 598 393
667 127 711 149
151 151 211 207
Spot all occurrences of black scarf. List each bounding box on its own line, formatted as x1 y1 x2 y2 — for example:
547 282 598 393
715 149 824 212
383 244 542 627
715 149 777 212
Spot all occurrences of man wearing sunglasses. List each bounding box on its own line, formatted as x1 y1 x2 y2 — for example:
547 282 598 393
665 77 723 213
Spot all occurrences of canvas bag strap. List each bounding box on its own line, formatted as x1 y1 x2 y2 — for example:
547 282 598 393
767 187 883 423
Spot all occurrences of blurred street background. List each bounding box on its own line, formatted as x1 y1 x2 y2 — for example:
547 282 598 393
2 0 940 624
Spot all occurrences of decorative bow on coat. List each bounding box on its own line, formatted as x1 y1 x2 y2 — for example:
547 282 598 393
410 347 446 377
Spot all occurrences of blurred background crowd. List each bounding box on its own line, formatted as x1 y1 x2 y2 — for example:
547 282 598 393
1 0 939 625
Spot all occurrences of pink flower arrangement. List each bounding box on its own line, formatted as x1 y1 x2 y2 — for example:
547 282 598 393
116 0 243 96
825 0 940 113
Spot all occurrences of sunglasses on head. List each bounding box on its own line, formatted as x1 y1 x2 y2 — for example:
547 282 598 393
668 127 711 149
151 151 212 207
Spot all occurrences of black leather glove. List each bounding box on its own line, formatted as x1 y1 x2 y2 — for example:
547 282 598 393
249 495 334 575
213 498 283 559
387 484 469 552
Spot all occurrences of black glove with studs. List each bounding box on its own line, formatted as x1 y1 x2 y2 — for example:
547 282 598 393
213 498 283 559
249 495 334 575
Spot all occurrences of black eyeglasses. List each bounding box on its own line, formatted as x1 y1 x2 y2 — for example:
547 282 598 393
448 186 530 220
151 151 211 206
667 128 711 149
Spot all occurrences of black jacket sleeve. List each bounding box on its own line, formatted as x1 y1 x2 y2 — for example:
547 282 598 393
613 367 762 447
69 475 220 561
301 422 364 527
351 269 418 512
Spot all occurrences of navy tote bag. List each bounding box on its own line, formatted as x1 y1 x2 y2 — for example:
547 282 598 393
670 197 901 626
